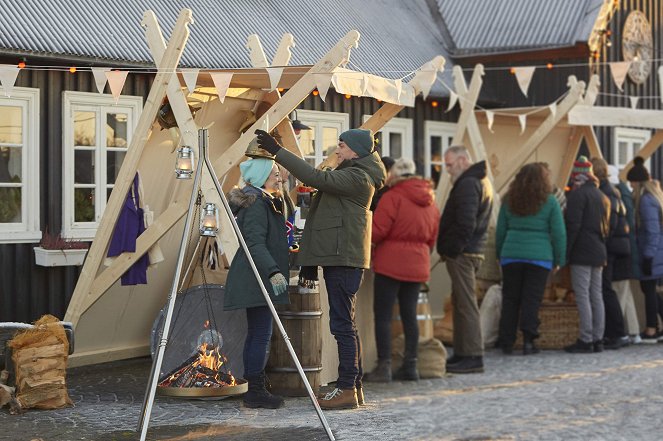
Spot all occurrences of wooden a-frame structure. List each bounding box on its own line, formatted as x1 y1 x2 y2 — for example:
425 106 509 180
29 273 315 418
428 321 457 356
64 8 445 366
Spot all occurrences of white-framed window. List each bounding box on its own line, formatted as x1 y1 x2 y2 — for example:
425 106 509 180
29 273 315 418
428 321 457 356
613 127 651 171
424 121 456 186
0 87 40 243
63 91 142 239
297 110 349 167
362 115 413 160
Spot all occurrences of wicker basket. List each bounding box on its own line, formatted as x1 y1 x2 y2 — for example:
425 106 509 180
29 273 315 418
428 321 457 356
515 302 579 349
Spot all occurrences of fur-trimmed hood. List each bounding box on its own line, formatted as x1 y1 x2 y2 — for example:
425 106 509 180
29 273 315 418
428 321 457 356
227 185 281 216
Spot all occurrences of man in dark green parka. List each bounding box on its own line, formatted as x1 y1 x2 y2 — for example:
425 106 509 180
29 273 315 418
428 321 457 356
256 128 386 410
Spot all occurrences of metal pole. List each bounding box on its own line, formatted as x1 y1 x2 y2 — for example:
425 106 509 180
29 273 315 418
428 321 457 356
137 142 205 440
201 129 335 441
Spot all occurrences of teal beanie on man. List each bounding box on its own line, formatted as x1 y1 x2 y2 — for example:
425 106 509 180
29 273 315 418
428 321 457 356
239 158 274 187
340 129 374 158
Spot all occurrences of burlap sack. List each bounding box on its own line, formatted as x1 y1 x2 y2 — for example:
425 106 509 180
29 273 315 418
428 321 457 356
391 336 447 378
8 315 72 410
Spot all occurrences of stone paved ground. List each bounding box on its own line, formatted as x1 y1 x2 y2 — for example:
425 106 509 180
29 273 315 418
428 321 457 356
2 345 663 441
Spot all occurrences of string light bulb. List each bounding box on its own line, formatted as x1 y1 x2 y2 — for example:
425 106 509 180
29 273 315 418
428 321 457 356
509 67 516 75
312 89 319 96
69 67 77 73
431 100 439 108
547 63 553 70
17 61 26 69
344 94 352 99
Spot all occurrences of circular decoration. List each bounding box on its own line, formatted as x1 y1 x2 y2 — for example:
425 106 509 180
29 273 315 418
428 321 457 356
622 11 653 85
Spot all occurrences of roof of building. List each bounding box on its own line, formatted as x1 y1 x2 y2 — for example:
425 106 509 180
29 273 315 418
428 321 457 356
437 0 604 56
0 0 451 86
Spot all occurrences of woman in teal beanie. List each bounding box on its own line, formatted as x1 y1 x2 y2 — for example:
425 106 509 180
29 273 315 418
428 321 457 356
496 162 566 355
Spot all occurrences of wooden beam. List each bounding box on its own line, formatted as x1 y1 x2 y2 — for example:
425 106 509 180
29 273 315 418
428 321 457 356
583 126 603 159
568 106 663 130
64 9 193 326
619 129 663 181
556 127 584 189
496 79 585 194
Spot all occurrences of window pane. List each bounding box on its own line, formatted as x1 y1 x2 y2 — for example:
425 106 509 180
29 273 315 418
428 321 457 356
107 113 128 147
74 150 95 184
74 188 95 222
107 151 126 184
299 128 315 157
0 147 22 182
0 106 22 144
618 141 628 164
107 187 113 202
322 127 338 158
74 111 96 146
390 133 403 158
632 143 642 158
0 187 21 223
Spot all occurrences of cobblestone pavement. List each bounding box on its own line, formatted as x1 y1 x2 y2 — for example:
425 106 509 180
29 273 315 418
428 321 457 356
2 345 663 441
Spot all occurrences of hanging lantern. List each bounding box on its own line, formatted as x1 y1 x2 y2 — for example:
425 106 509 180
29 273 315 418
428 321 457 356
200 203 219 237
175 146 194 179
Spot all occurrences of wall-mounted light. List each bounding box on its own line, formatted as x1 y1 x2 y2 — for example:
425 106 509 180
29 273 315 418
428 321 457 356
175 145 194 179
199 202 219 237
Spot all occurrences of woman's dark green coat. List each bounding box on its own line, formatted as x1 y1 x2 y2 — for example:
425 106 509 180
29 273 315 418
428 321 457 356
224 186 289 310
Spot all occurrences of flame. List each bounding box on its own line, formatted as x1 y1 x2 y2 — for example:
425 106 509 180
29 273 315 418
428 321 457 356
159 342 236 388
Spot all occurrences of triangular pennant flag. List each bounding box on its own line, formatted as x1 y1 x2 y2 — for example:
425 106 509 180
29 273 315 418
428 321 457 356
0 65 20 97
446 91 458 113
182 68 200 94
266 67 284 91
630 96 639 109
361 73 369 95
609 61 631 92
394 79 403 102
514 66 536 97
210 72 233 103
486 111 495 133
105 70 128 103
420 69 437 100
548 102 557 118
659 66 663 104
91 67 110 94
315 73 333 102
518 114 527 135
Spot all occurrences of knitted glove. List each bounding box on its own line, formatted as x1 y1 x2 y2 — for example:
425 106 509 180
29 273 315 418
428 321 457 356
269 272 288 296
255 129 282 155
643 257 653 276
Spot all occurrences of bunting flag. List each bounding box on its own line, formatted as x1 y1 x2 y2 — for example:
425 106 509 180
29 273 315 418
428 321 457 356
361 73 369 95
0 65 20 97
659 66 663 104
394 79 403 103
514 66 536 97
630 96 639 109
446 90 458 113
105 70 128 103
548 102 557 118
609 61 631 92
266 67 284 91
315 73 333 102
210 72 233 103
182 68 200 94
518 114 527 135
91 67 110 94
486 110 495 133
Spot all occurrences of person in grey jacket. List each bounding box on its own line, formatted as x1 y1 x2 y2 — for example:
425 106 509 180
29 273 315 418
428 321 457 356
255 127 386 410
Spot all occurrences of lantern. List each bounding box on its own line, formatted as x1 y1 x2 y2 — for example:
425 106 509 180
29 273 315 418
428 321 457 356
200 202 219 237
175 145 194 179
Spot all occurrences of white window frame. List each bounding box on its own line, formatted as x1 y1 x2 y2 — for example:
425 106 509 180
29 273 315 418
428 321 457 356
362 115 413 160
424 121 457 179
62 91 142 240
613 127 651 172
0 87 40 243
297 110 349 165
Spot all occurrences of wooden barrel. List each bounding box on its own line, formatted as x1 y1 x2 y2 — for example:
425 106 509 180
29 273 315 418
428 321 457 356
266 284 322 396
391 290 434 341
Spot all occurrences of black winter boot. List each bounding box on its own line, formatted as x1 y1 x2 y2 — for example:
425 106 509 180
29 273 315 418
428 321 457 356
364 359 392 383
243 372 285 409
392 358 419 381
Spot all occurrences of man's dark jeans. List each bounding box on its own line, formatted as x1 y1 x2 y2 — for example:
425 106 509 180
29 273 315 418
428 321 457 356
323 266 364 390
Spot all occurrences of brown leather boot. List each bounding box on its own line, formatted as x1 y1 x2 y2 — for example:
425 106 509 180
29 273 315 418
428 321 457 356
317 387 358 410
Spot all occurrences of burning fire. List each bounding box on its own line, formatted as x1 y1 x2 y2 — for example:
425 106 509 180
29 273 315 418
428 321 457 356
159 342 236 388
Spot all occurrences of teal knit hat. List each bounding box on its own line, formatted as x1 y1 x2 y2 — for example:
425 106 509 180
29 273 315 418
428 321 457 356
239 158 274 187
339 129 374 158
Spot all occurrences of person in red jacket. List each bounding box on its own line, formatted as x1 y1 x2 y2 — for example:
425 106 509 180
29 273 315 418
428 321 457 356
364 157 440 382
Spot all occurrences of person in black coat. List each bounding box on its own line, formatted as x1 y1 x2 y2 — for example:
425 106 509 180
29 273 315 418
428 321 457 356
437 145 493 374
564 156 610 354
591 158 630 349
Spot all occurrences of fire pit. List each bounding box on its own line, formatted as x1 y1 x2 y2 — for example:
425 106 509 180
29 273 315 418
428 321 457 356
157 342 247 398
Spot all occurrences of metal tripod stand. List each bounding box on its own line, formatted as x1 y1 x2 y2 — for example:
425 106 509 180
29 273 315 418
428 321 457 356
138 128 335 441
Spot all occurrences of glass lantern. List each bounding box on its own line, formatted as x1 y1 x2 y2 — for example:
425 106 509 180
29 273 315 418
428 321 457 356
200 202 219 237
175 145 194 179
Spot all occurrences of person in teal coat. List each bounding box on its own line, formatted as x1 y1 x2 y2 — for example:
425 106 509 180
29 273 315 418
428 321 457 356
225 158 289 409
496 162 566 355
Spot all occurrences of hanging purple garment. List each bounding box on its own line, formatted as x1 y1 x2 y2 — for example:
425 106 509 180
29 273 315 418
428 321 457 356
108 174 149 285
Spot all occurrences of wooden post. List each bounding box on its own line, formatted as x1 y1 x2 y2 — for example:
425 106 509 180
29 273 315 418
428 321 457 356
64 9 193 327
556 127 584 189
